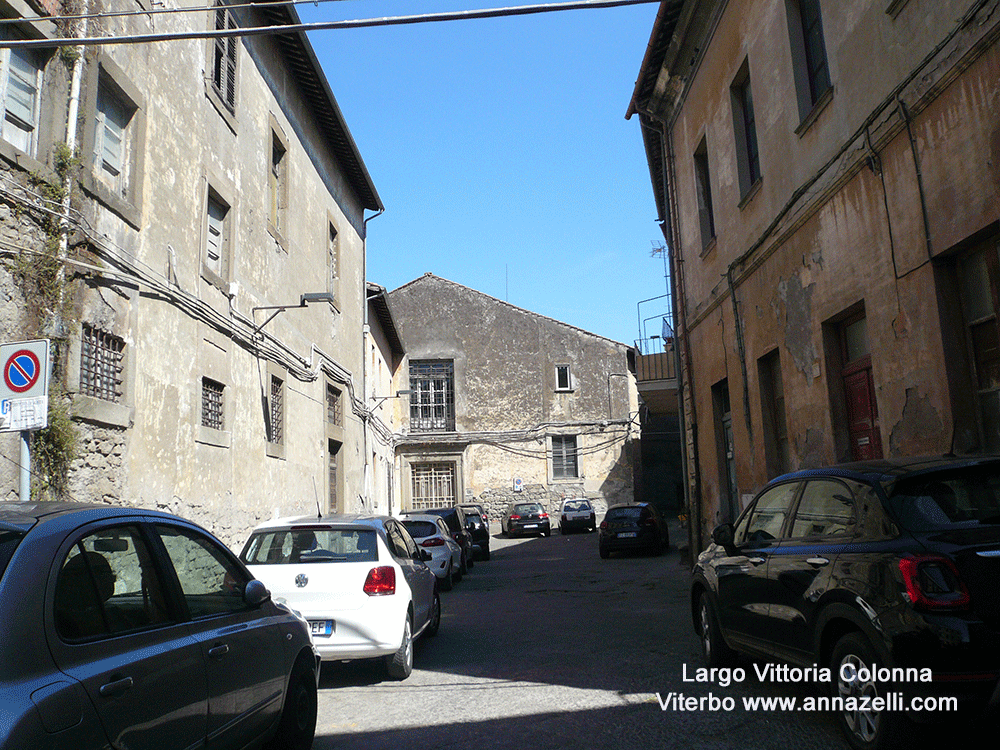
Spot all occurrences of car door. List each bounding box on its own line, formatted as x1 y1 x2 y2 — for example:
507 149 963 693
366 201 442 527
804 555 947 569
714 481 801 653
154 523 285 750
46 521 209 750
386 520 435 631
765 478 860 661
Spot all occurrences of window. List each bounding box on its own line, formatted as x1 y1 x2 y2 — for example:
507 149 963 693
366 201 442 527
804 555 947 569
787 0 832 123
268 129 287 238
731 60 761 198
552 435 579 479
758 350 790 477
713 379 738 521
80 325 124 403
555 364 572 391
268 374 284 445
211 2 237 112
409 360 455 432
201 377 224 431
328 222 340 301
327 383 343 427
94 78 136 198
155 525 250 618
736 482 800 546
789 480 856 538
837 311 883 460
694 137 716 249
204 188 230 281
0 43 41 156
958 242 1000 451
328 440 341 512
410 463 456 510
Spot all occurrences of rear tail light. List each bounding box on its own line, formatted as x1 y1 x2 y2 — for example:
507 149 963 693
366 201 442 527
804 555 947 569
421 538 445 547
641 516 656 527
363 566 396 596
898 555 970 610
509 514 521 520
599 520 608 530
540 513 549 519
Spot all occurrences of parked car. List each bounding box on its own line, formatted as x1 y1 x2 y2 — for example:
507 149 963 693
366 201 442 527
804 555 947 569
598 503 668 557
459 503 491 560
501 501 551 537
407 506 474 572
691 456 1000 750
241 514 439 681
0 501 319 750
558 497 596 533
401 514 464 590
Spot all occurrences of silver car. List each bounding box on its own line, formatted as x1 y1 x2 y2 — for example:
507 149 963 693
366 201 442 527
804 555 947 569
0 502 319 750
401 514 464 590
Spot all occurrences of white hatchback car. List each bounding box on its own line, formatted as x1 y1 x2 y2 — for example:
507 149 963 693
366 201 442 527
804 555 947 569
401 514 464 590
240 515 440 680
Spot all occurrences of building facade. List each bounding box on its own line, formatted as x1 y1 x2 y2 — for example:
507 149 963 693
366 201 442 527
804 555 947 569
387 274 639 519
0 0 382 547
628 0 1000 551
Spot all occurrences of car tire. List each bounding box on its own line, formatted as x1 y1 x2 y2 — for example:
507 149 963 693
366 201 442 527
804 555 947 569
697 592 736 668
266 656 317 750
830 633 910 750
385 615 413 681
441 562 453 591
559 524 565 535
542 529 550 538
599 546 609 559
425 591 441 637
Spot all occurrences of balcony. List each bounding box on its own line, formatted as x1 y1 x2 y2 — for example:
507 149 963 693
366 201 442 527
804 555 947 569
634 340 678 416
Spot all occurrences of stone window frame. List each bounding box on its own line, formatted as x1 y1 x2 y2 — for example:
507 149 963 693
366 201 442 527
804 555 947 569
78 52 146 229
549 434 580 482
786 0 835 133
730 57 762 202
400 452 464 512
205 0 239 133
327 214 341 311
265 361 286 460
267 114 289 251
693 135 716 255
68 315 136 430
0 18 58 174
200 168 237 294
554 364 574 392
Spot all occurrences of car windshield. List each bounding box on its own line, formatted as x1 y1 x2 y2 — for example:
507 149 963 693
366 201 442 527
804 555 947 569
402 521 438 539
0 529 25 582
241 528 379 564
607 507 644 521
564 500 591 511
888 467 1000 530
514 504 542 514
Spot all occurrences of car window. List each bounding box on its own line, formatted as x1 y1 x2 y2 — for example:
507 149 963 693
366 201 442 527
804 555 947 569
789 480 857 538
385 522 418 560
55 525 172 640
736 482 800 545
514 503 542 514
0 528 25 581
436 519 453 538
397 523 421 559
606 506 643 521
564 500 590 512
402 520 437 539
242 528 378 563
156 525 250 619
888 467 1000 530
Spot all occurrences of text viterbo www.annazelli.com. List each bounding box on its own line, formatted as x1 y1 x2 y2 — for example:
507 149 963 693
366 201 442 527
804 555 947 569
655 692 958 713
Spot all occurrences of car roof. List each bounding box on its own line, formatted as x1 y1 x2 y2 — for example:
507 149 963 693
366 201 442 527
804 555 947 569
770 455 1000 486
399 514 445 525
250 514 393 532
0 501 182 530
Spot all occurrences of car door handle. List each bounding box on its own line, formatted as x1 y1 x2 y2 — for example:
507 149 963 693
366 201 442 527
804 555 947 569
208 644 230 658
747 557 766 566
807 557 830 567
99 676 134 698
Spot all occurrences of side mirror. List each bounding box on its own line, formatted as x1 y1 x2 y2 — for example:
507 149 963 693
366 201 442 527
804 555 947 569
244 579 271 608
711 523 737 553
419 549 432 562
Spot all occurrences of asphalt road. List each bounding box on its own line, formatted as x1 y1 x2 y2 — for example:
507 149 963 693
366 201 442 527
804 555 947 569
310 522 973 750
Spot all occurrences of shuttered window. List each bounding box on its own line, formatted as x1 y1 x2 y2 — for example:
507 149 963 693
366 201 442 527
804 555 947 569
552 435 579 479
212 3 237 112
1 46 41 155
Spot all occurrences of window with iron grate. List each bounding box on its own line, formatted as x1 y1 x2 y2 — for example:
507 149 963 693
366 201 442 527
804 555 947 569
80 325 124 403
327 383 342 427
409 360 455 432
269 374 283 444
201 377 224 431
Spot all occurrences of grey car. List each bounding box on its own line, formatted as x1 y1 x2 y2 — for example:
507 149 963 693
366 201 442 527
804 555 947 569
0 502 319 750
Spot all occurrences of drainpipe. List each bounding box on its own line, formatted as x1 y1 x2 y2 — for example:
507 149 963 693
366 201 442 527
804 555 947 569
361 208 384 513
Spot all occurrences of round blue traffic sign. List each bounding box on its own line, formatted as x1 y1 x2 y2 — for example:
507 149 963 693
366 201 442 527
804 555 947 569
4 349 40 394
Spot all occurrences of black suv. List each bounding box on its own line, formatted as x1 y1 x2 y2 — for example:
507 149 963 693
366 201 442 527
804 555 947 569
459 503 491 561
692 456 1000 750
410 506 474 573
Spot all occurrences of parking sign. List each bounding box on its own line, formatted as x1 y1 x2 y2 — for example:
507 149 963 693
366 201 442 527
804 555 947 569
0 339 49 432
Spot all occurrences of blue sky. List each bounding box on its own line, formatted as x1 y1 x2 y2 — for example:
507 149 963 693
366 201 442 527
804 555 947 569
299 1 669 346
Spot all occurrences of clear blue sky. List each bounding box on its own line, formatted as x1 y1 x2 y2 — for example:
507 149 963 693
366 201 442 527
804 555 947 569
299 1 669 346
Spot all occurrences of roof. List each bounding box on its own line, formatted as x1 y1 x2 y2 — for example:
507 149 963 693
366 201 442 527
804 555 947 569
390 273 633 350
257 1 382 212
366 282 405 357
625 0 686 121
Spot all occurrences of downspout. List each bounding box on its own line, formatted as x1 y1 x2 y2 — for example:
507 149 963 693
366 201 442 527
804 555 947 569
361 208 384 512
58 9 87 323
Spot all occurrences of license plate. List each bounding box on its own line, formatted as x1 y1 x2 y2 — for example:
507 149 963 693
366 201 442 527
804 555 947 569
524 523 538 529
309 620 333 637
618 531 637 538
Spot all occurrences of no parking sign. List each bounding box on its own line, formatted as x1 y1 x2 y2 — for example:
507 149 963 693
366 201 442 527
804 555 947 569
0 339 49 432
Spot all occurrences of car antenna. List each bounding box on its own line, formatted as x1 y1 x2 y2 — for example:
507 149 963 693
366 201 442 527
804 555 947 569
312 477 322 519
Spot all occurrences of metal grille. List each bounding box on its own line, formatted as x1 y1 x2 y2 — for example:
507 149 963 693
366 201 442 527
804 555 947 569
80 324 124 402
410 463 455 510
552 435 579 479
269 375 283 444
409 360 455 432
328 441 339 513
201 378 224 430
327 384 342 426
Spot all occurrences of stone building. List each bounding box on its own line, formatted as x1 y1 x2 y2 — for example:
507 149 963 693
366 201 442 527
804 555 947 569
387 273 639 519
0 0 384 547
627 0 1000 552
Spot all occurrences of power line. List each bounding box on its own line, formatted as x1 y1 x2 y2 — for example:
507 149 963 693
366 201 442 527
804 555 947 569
0 0 659 49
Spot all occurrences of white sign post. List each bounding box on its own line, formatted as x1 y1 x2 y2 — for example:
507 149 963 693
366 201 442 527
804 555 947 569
0 339 50 502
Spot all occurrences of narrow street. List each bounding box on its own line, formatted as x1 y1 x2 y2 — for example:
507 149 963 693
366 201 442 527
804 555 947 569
311 524 864 750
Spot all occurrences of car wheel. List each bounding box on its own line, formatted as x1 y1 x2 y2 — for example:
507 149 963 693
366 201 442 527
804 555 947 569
831 633 908 750
441 561 453 591
542 529 550 537
698 592 736 668
266 656 317 750
385 616 413 681
599 546 609 559
559 524 565 535
425 591 441 637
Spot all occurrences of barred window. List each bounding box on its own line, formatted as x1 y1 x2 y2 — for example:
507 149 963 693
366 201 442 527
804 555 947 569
328 440 340 512
269 375 283 444
201 377 224 431
80 325 124 403
410 463 455 510
409 360 455 432
327 383 342 427
552 435 579 479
